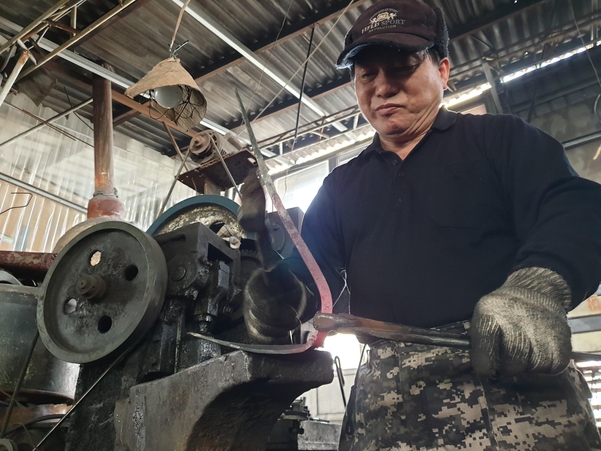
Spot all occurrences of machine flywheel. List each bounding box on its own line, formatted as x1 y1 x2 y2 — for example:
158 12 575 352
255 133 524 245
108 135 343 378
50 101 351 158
37 221 168 364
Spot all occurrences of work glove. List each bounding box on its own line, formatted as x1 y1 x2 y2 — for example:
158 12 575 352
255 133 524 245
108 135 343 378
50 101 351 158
238 170 308 344
244 264 307 344
470 267 572 378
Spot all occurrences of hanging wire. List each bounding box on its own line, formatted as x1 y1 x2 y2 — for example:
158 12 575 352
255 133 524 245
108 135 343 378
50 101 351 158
170 0 193 55
238 0 356 137
63 86 94 133
568 0 601 127
293 25 316 147
247 0 296 108
0 332 38 438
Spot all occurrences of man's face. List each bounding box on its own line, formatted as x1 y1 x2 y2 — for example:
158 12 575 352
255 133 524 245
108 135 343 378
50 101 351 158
353 47 450 141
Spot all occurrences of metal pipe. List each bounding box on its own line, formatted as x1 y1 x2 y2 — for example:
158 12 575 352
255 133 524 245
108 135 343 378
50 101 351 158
92 76 116 197
0 98 93 150
88 76 124 218
70 5 78 36
0 171 87 214
0 51 30 108
18 0 140 80
0 0 73 55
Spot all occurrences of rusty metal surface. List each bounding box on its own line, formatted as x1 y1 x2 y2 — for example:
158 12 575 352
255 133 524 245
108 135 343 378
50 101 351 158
0 284 78 403
0 251 56 279
178 149 257 191
38 221 168 363
114 350 333 451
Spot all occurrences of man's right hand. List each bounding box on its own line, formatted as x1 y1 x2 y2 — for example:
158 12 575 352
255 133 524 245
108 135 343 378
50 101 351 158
244 264 307 344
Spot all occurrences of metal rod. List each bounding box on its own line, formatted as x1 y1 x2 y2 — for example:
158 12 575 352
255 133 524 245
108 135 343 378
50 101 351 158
163 123 191 171
18 0 139 80
32 342 137 451
0 98 93 150
0 0 73 55
5 102 92 147
0 331 39 437
334 356 347 408
0 172 87 214
158 146 192 217
70 5 77 35
0 51 30 108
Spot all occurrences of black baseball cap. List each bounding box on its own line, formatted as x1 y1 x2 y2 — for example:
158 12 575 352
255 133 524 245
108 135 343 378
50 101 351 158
336 0 449 69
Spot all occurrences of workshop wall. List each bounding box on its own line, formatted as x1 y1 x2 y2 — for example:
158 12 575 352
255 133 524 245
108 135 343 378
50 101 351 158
0 93 196 251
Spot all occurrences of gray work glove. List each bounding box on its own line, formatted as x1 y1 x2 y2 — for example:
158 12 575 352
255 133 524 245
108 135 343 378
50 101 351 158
238 170 308 344
470 267 572 378
244 264 307 344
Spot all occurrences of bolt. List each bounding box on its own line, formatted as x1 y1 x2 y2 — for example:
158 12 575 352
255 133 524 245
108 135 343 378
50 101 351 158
229 236 241 250
171 265 187 281
76 274 107 301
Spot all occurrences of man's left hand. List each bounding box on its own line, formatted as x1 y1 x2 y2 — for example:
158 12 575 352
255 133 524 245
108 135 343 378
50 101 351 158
470 267 573 378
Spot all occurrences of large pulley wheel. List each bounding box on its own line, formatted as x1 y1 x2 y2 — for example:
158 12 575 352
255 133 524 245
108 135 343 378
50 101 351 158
38 221 168 364
147 195 247 238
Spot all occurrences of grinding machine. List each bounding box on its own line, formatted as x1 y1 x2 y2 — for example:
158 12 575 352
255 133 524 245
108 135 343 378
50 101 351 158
0 196 338 451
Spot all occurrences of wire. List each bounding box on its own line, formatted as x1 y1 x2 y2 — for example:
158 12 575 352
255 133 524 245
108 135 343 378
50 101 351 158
0 192 32 216
32 341 139 451
241 0 356 133
247 0 295 108
568 0 601 90
1 332 38 438
170 0 193 55
293 25 316 148
334 355 347 407
63 86 94 133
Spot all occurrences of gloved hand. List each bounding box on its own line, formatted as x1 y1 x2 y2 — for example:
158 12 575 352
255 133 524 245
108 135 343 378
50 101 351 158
470 267 572 378
244 264 307 344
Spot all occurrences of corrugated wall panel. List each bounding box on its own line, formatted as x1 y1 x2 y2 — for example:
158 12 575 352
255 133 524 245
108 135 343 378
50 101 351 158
0 94 198 251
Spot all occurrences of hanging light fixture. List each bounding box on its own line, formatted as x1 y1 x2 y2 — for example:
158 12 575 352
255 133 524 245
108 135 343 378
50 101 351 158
125 57 206 131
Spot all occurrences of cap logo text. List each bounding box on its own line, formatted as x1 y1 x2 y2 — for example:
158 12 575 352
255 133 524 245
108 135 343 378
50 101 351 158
362 8 406 34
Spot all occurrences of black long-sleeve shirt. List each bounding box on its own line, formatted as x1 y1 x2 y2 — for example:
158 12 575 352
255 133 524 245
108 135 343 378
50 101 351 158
285 108 601 328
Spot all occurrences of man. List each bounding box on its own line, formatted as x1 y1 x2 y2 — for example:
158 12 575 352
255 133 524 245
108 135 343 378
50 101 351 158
239 1 601 449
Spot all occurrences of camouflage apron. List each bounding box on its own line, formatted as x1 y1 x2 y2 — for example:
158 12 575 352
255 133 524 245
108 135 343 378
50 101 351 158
339 322 601 451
